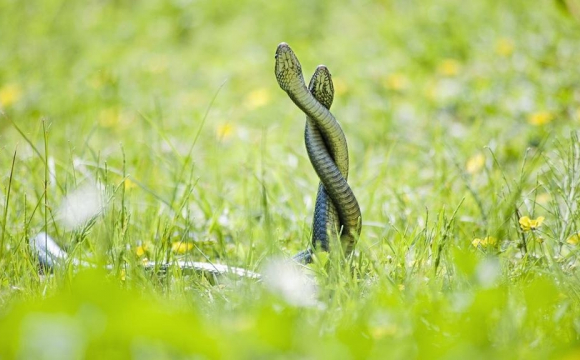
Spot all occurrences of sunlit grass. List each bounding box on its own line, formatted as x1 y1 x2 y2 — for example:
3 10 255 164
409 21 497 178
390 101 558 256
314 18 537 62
1 0 580 358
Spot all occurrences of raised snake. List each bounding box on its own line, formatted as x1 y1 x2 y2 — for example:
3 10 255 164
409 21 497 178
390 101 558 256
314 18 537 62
275 43 361 261
30 42 361 276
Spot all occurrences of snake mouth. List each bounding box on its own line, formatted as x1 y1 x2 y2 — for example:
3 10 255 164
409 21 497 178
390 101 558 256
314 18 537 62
275 42 290 57
275 42 289 56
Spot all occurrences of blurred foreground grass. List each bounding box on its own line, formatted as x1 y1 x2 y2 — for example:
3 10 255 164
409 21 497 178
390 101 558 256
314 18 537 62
2 0 580 358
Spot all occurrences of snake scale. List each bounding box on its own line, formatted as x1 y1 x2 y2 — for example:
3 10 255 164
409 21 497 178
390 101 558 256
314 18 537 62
30 43 361 276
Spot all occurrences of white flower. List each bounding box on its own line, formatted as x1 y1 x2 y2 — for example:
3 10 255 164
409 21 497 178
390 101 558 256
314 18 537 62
58 183 104 229
262 257 317 307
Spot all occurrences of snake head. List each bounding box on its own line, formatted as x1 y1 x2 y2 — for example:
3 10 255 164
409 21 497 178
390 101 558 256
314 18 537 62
308 65 334 110
275 42 304 92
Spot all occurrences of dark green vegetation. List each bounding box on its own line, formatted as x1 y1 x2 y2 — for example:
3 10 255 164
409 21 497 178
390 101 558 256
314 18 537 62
1 0 580 358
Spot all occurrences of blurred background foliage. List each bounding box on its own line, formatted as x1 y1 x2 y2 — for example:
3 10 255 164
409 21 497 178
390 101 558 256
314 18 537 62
1 0 580 358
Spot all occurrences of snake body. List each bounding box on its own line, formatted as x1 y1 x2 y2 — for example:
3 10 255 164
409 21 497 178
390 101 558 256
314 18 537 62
31 232 260 279
291 66 342 263
275 43 361 258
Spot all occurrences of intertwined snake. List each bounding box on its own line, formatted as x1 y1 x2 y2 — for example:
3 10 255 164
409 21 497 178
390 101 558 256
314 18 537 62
30 43 361 277
275 43 362 262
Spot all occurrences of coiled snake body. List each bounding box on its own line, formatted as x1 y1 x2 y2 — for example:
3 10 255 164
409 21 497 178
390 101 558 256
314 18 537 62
275 43 361 261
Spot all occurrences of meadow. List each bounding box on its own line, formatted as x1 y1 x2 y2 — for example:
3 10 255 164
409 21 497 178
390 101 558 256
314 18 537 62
1 0 580 358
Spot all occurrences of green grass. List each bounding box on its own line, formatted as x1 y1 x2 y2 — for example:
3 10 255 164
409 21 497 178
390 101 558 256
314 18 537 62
2 0 580 358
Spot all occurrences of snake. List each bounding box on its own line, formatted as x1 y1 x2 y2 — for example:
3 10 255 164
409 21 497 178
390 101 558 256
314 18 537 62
30 43 360 276
30 232 260 279
307 65 342 252
275 42 362 260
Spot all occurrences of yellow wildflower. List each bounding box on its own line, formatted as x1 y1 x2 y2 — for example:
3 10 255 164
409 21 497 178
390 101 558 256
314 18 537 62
216 123 235 140
244 88 270 109
424 81 438 101
333 77 348 96
466 153 485 174
135 241 152 257
0 83 22 107
495 38 514 57
536 193 551 205
385 73 409 91
124 178 137 190
98 108 119 128
566 234 580 245
472 236 497 248
519 216 545 231
171 241 194 254
485 237 497 246
369 324 398 339
146 56 168 74
437 59 461 77
178 90 206 107
527 111 553 126
88 74 104 90
135 245 146 257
